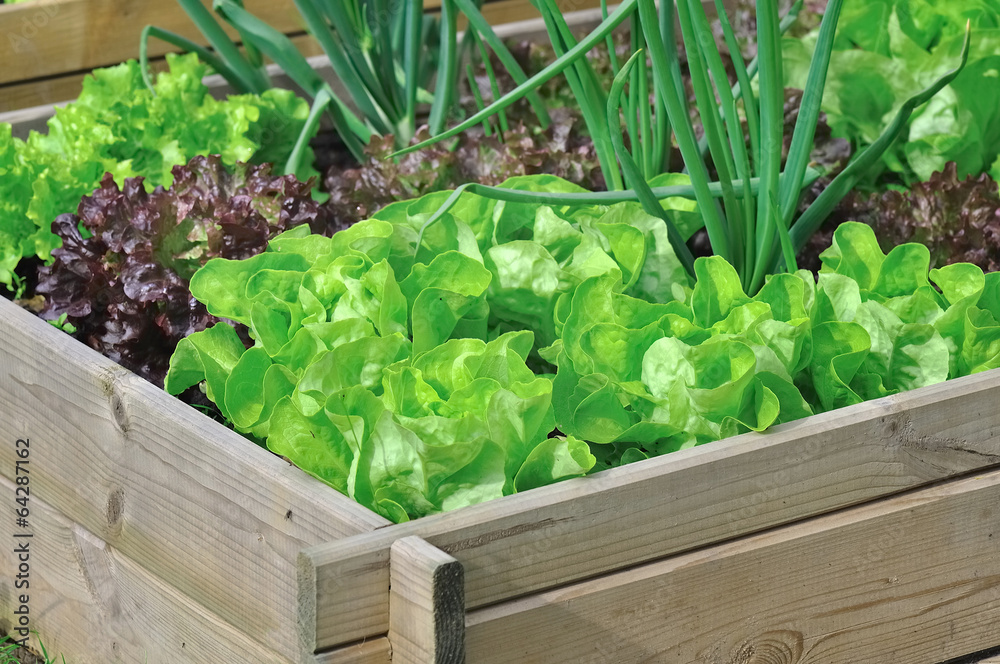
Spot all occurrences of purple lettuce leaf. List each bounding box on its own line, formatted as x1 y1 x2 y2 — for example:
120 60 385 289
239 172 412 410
37 155 332 387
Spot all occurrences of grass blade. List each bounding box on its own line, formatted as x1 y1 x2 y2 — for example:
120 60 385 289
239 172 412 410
601 0 622 75
637 44 653 177
677 0 744 269
429 0 460 134
414 171 808 255
656 0 686 104
367 0 404 120
401 0 425 143
779 0 844 227
639 0 731 262
466 62 494 135
228 0 265 68
712 0 760 170
315 0 395 114
531 0 622 188
285 87 334 175
652 0 675 172
140 25 248 94
697 0 802 158
476 35 510 133
769 197 797 275
625 12 642 164
177 0 270 93
392 0 639 158
214 0 323 94
610 51 696 276
455 0 552 128
294 0 392 134
214 0 372 147
748 0 785 292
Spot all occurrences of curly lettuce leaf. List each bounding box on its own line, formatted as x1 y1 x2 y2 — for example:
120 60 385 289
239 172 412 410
784 0 1000 184
167 179 1000 522
0 52 314 289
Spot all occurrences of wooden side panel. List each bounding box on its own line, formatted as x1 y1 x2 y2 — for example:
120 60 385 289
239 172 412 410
465 469 1000 663
302 368 1000 649
389 537 465 664
0 0 604 111
0 296 389 662
0 474 296 664
313 639 393 664
0 32 323 113
0 0 307 86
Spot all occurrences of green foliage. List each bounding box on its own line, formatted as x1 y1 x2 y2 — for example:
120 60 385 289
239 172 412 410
0 53 313 290
146 0 547 166
0 632 66 664
784 0 1000 183
396 0 969 296
828 163 1000 273
322 117 606 228
167 176 1000 520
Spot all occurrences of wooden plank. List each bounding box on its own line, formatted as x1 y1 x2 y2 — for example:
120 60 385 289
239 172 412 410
0 0 307 86
313 639 393 664
0 295 390 663
389 537 465 664
0 0 564 87
301 368 1000 649
0 0 604 111
0 31 323 113
465 468 1000 663
0 474 298 664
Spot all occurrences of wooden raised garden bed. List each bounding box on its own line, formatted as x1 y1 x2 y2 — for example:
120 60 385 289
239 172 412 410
4 244 1000 664
2 5 1000 664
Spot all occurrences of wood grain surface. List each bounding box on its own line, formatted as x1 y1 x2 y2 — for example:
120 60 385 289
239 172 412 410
302 367 1000 649
0 296 389 662
465 468 1000 663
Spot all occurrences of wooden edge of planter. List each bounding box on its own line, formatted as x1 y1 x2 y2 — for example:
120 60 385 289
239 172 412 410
0 0 309 87
312 639 393 664
0 294 390 662
299 367 1000 650
0 2 610 124
0 0 607 111
0 473 308 662
389 537 466 664
464 467 1000 663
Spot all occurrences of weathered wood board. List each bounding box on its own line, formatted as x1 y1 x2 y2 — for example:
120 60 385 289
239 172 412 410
300 367 1000 649
0 294 389 663
0 474 305 663
388 537 465 664
313 640 393 664
464 468 1000 663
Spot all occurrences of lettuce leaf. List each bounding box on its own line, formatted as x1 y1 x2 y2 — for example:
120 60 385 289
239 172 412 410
0 53 313 289
167 178 1000 522
784 0 1000 184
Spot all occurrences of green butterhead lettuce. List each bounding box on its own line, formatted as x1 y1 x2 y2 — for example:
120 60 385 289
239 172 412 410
167 179 1000 522
784 0 1000 183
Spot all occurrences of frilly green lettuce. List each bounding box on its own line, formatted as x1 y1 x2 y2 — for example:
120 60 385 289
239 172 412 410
166 176 1000 521
0 52 313 289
